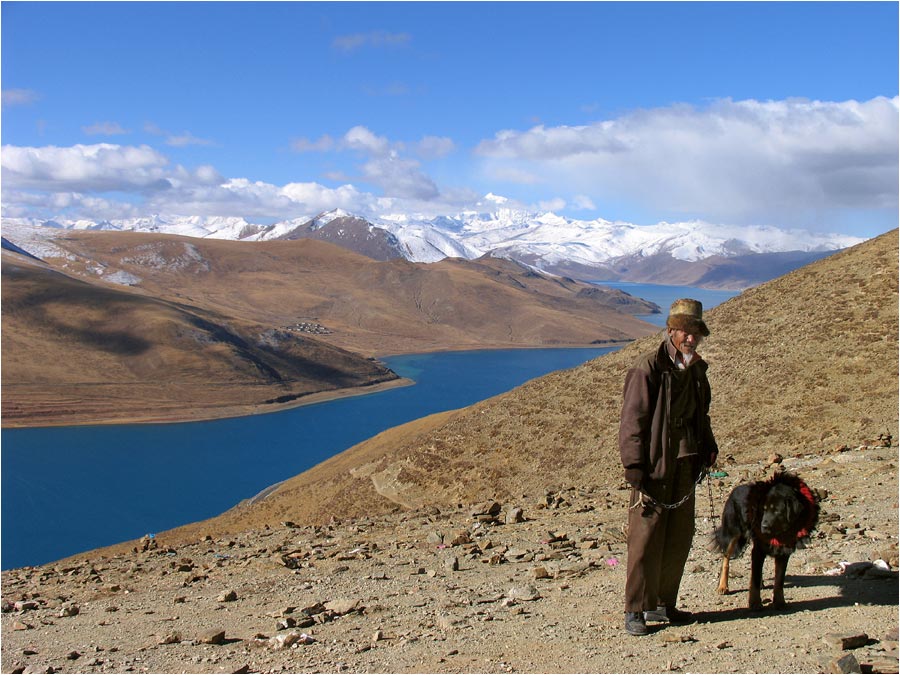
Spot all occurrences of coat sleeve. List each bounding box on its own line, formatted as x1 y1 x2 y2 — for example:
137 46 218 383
698 374 719 463
618 365 653 470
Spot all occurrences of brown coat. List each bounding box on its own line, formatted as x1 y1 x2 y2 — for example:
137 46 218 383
618 338 718 500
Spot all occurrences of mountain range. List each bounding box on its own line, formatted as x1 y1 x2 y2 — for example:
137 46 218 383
2 206 864 289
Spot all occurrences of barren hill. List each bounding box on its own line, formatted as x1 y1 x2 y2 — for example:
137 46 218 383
157 228 898 541
1 232 658 427
1 253 400 427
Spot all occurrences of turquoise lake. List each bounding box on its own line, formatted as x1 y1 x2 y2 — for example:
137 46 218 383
1 284 739 569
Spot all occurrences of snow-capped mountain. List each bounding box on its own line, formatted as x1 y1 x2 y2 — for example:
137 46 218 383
1 206 865 288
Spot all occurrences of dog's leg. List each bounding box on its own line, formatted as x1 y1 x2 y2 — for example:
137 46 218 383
717 536 740 595
748 543 766 611
772 554 790 608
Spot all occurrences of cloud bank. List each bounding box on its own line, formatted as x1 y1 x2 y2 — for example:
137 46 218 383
2 97 897 232
476 96 899 224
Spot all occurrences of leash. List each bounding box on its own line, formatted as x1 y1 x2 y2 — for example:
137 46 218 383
629 470 706 511
629 471 721 531
705 473 720 532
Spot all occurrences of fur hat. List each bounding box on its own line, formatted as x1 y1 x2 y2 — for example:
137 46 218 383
666 298 710 337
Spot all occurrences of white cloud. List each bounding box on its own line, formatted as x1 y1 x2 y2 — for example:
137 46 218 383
475 96 899 224
291 135 335 152
415 136 455 159
83 121 129 136
341 126 391 156
165 131 214 147
2 89 39 107
361 155 439 200
1 143 172 192
332 31 411 53
143 122 214 147
572 194 596 210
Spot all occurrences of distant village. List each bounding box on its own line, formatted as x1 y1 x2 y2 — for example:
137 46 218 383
283 319 332 335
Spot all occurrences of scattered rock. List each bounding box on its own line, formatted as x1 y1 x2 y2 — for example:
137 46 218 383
198 629 226 645
506 585 541 602
268 631 315 650
531 566 551 580
829 652 862 673
505 507 525 524
823 633 869 650
324 598 362 616
217 590 238 603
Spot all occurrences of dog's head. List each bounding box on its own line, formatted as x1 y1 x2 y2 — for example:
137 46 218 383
759 483 803 537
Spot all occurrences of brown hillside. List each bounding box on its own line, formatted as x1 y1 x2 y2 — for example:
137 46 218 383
1 253 400 427
153 229 898 545
20 230 658 356
2 233 658 427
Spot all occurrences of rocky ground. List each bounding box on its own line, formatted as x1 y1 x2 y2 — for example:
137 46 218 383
2 446 897 675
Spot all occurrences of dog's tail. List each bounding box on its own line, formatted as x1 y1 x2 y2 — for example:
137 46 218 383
709 524 750 558
709 484 753 557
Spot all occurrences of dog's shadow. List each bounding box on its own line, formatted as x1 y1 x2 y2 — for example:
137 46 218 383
694 573 899 624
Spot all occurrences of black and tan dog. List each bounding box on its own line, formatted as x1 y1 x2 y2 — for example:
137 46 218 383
712 472 819 610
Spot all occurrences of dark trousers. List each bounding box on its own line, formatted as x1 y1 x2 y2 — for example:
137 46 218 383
624 457 697 612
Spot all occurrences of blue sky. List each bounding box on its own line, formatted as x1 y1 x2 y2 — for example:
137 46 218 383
2 2 898 237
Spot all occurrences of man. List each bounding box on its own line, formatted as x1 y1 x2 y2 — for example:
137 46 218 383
618 298 719 636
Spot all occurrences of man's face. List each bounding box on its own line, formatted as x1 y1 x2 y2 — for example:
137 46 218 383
668 328 702 358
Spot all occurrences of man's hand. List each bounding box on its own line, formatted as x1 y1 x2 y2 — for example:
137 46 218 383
624 467 645 490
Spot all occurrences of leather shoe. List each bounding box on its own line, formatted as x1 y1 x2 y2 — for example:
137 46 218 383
644 605 694 624
624 611 650 636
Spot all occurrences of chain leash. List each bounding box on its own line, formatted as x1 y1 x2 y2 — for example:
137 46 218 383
629 470 707 511
629 470 721 532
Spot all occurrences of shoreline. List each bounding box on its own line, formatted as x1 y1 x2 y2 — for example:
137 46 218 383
2 340 634 430
0 377 416 430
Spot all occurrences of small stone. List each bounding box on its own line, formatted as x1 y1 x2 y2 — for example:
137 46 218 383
445 556 460 572
823 633 869 650
159 632 182 645
324 598 361 616
505 507 525 524
217 590 238 603
471 501 502 518
450 531 472 546
664 634 696 643
66 651 81 660
768 453 784 466
14 601 39 612
531 566 551 580
268 631 315 649
58 604 79 617
829 652 862 673
12 620 32 631
426 531 445 545
199 629 226 645
507 584 541 601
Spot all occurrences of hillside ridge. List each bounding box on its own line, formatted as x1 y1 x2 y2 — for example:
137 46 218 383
1 232 658 427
